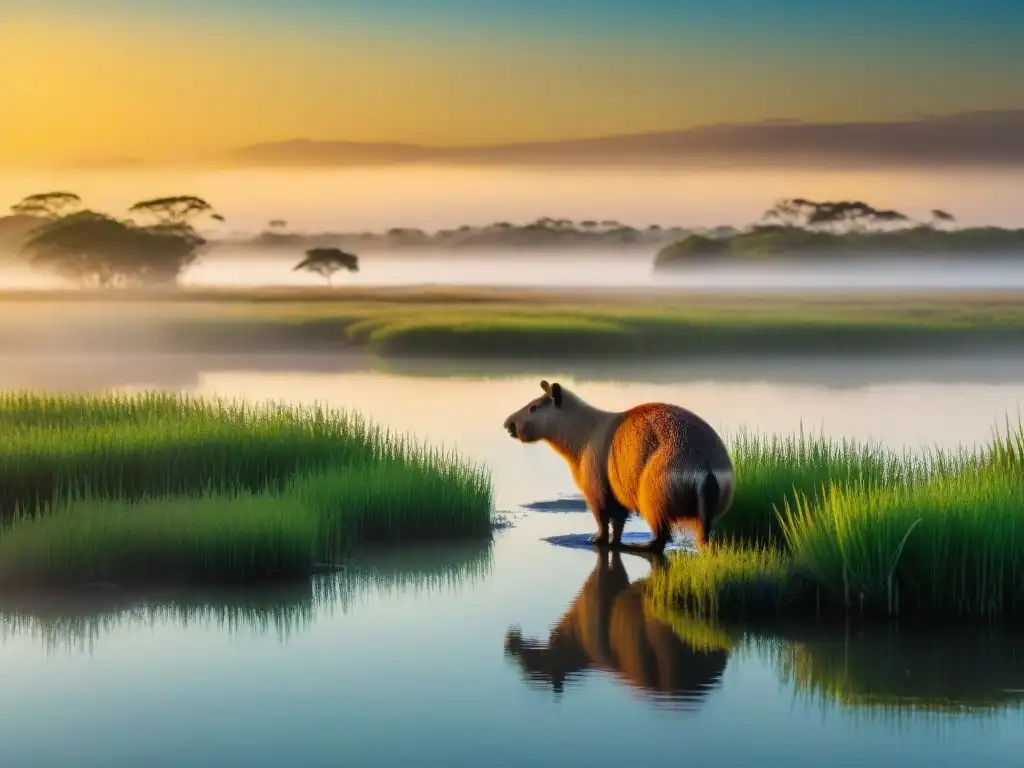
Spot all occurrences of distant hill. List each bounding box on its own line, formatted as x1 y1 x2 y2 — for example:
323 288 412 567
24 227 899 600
222 110 1024 168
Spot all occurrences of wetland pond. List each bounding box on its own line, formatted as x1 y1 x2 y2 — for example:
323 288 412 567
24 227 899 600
1 350 1023 766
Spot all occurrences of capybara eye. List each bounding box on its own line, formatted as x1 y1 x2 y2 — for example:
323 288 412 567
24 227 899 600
529 405 537 413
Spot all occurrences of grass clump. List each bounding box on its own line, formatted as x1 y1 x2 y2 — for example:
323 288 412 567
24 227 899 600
0 391 494 587
652 418 1024 625
353 313 635 357
645 542 794 621
780 467 1024 621
0 391 381 518
0 493 316 586
290 457 494 549
718 428 945 546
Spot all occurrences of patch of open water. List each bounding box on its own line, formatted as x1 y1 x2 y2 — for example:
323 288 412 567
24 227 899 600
0 352 1023 764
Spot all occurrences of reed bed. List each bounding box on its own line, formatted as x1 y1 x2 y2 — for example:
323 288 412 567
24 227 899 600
651 417 1024 624
645 542 793 621
0 392 494 586
717 427 957 546
780 468 1024 621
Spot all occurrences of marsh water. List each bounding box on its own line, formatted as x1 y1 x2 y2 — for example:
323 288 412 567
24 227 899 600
1 350 1024 766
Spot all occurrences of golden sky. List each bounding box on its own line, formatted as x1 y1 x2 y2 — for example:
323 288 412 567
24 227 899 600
2 3 1021 165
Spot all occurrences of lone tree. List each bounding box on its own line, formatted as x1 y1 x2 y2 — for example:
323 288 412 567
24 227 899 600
11 191 82 219
268 219 288 230
293 247 359 286
930 209 956 229
20 210 204 288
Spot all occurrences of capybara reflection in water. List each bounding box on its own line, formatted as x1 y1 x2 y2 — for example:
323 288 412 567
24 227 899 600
504 551 729 704
503 380 735 553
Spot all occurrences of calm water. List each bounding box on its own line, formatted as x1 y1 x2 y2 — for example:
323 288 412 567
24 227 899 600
1 352 1023 766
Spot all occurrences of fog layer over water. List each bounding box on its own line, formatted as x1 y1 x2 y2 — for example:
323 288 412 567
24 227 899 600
7 251 1024 292
3 165 1022 232
4 165 1023 291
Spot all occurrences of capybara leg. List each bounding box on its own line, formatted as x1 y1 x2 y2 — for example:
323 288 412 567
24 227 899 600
680 518 710 550
610 514 626 547
642 523 671 555
692 517 709 549
590 510 609 547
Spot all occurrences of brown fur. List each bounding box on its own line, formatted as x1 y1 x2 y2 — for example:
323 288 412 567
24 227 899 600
504 551 729 704
503 380 735 553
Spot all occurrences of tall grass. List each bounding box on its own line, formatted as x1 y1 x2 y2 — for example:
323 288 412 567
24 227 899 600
0 492 316 586
0 391 494 586
645 542 793 620
718 427 961 546
780 467 1024 620
653 418 1024 624
0 392 380 517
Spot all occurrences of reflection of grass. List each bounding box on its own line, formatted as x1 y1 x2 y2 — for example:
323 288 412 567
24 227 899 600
766 626 1024 716
5 288 1024 358
0 537 494 654
0 392 493 586
643 598 739 654
636 598 1024 720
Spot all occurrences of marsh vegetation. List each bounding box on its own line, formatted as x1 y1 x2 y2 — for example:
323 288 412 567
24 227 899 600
647 418 1024 624
3 288 1024 360
0 392 493 586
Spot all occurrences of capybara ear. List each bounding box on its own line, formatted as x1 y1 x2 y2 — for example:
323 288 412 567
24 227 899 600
540 380 551 394
551 382 562 407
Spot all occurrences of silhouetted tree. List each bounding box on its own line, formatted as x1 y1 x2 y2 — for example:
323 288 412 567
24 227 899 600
293 247 359 286
930 209 956 229
11 191 82 219
761 198 819 227
763 198 908 232
129 196 224 226
20 210 203 287
268 219 288 229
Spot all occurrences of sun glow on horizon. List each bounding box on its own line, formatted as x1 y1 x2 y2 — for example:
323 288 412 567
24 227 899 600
1 3 1021 165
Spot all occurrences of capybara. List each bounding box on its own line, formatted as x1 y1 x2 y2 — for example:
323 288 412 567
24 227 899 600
503 380 735 553
504 550 729 704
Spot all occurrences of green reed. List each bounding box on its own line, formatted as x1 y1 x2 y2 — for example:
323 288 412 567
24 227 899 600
645 541 793 621
780 466 1024 620
651 417 1024 624
0 391 494 586
717 426 968 546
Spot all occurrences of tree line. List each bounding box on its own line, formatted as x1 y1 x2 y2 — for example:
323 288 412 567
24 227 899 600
9 191 358 288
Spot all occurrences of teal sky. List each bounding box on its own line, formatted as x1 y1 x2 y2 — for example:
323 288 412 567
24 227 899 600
2 0 1022 162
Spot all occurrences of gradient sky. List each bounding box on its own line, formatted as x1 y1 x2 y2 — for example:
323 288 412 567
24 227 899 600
2 0 1023 163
